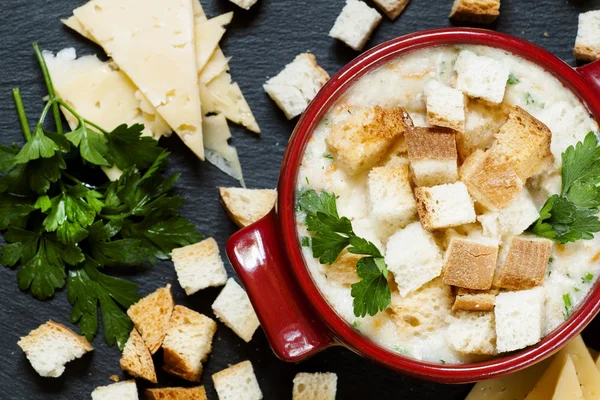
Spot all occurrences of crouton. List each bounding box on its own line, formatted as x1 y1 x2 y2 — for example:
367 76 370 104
120 328 157 383
219 187 277 228
91 381 138 400
478 188 540 241
213 360 263 400
127 284 174 354
574 11 600 62
326 106 412 175
212 278 261 342
162 306 217 382
329 0 383 51
449 0 500 23
495 235 553 290
443 237 499 290
226 0 257 10
447 311 497 355
325 251 360 286
263 53 330 119
367 160 417 227
172 238 228 295
495 287 545 352
388 278 454 340
414 182 477 230
146 386 208 400
454 50 510 104
459 149 523 210
385 222 444 297
17 320 93 378
406 126 459 186
372 0 410 19
456 99 507 161
292 372 338 400
424 80 466 132
490 106 554 181
453 288 498 311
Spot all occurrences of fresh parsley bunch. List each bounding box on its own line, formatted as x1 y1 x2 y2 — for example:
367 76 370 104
297 189 391 318
0 44 201 350
529 132 600 244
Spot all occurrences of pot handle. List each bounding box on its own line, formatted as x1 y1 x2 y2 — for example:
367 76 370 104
226 209 335 362
576 60 600 96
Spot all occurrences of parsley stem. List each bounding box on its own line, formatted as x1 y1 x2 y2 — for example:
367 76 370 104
56 99 109 134
33 42 63 135
11 88 31 141
62 171 82 185
36 101 54 131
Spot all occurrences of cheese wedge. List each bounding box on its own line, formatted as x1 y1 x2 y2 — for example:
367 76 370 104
553 356 584 400
203 114 244 185
192 0 207 22
525 354 569 400
195 12 233 73
596 353 600 370
61 16 95 41
73 0 205 159
200 48 231 84
559 336 600 400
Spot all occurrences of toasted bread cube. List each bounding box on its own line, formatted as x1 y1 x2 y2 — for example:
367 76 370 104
449 0 500 23
120 328 157 383
213 360 263 400
91 381 138 400
329 0 383 51
326 106 412 175
146 386 208 400
219 187 277 228
454 50 510 104
372 0 410 19
478 188 540 241
575 11 600 62
407 127 458 186
424 80 466 132
457 99 507 161
172 238 228 295
453 288 499 311
414 182 477 230
226 0 257 10
17 321 93 378
385 222 444 296
495 287 545 352
325 251 360 286
292 372 338 400
447 311 497 355
368 160 417 227
212 278 261 342
460 149 523 210
263 53 330 119
495 235 553 290
162 306 217 382
443 237 498 290
127 284 174 354
490 106 553 181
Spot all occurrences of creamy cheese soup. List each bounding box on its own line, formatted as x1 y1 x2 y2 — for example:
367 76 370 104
295 45 600 364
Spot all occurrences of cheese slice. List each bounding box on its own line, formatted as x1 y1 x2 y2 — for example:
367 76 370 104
73 0 205 159
553 356 584 400
559 336 600 400
61 16 95 41
194 12 233 73
203 114 244 185
526 354 569 400
192 0 207 22
596 353 600 371
588 347 598 360
200 48 231 84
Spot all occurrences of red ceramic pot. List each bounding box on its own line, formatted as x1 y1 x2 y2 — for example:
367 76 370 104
226 28 600 384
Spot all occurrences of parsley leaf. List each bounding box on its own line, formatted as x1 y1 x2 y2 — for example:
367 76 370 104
351 257 391 318
507 73 520 85
65 122 110 166
0 194 36 230
12 127 59 164
0 145 18 172
105 124 163 171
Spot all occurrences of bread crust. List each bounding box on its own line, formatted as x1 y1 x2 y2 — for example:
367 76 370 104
145 387 208 400
452 288 498 311
373 0 410 19
126 285 174 354
495 236 553 290
407 127 458 160
442 238 498 290
574 45 600 62
449 0 500 23
120 328 157 383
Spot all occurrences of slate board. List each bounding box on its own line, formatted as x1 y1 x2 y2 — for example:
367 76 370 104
2 0 600 398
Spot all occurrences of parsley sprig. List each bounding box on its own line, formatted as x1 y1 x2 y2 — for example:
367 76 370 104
297 189 391 317
0 43 201 349
529 132 600 243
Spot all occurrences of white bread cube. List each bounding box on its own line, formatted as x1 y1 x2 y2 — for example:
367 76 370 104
443 237 498 290
447 311 497 355
292 372 338 400
146 386 207 400
172 238 228 295
575 11 600 62
213 360 263 400
457 99 507 161
219 187 277 228
226 0 257 10
449 0 500 23
424 80 466 131
372 0 410 19
92 381 138 400
478 188 540 241
495 287 545 352
367 160 417 227
264 53 329 119
120 328 157 383
385 222 443 297
329 0 383 51
406 127 458 186
454 50 510 104
495 235 553 290
17 321 93 378
127 284 174 354
162 306 217 382
212 278 261 342
414 182 476 230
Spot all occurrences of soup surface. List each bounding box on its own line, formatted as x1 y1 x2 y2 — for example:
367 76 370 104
295 45 600 364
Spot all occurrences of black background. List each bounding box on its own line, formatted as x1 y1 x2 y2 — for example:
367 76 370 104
1 0 600 399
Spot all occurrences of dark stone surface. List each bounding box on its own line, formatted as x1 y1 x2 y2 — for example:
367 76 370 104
1 0 600 398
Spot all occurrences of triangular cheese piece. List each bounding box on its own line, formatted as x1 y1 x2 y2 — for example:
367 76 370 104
526 354 569 400
61 16 95 41
200 48 231 84
559 336 600 400
192 0 207 22
595 353 600 371
553 356 584 400
73 0 205 159
203 114 244 185
195 12 233 73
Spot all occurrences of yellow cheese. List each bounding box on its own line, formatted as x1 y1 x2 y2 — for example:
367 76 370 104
73 0 205 159
203 114 244 185
553 356 584 400
596 353 600 371
525 354 568 400
61 16 95 41
192 0 207 22
200 48 231 84
561 336 600 400
588 347 598 360
194 12 233 73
